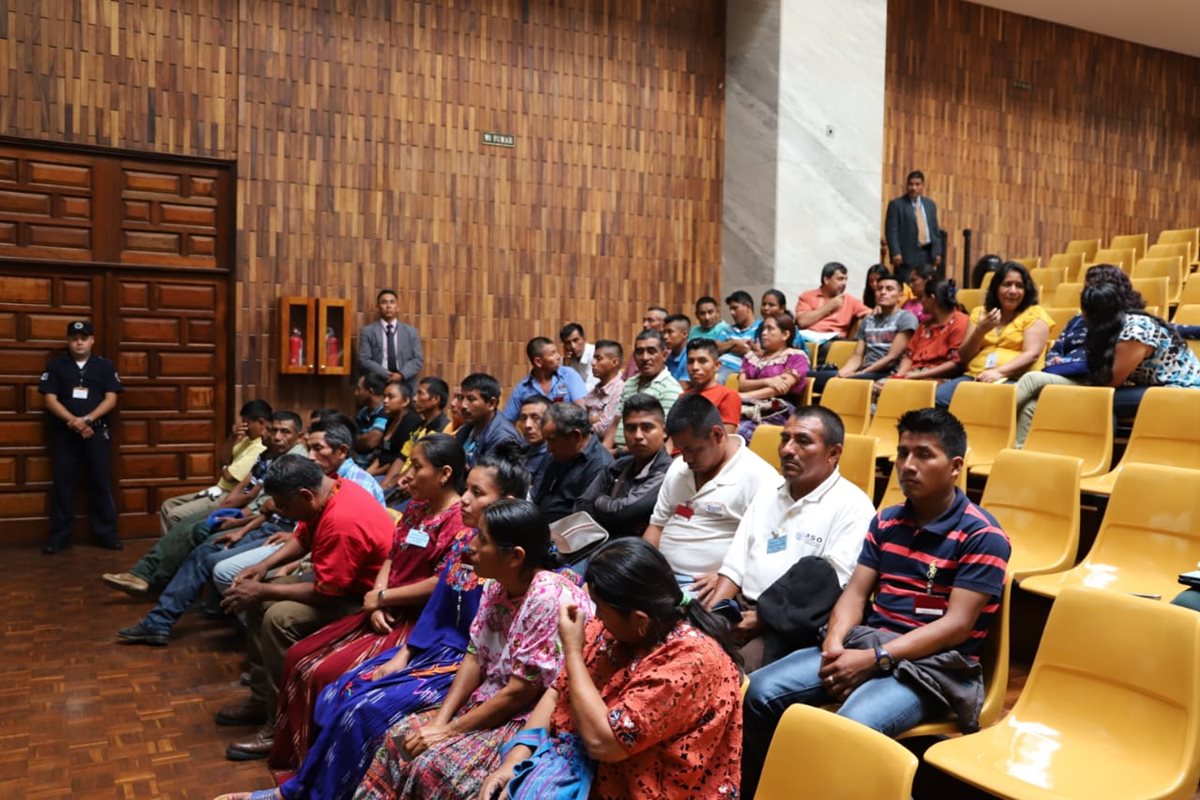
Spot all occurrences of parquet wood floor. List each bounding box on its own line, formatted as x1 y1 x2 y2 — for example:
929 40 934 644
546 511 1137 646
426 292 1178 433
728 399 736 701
0 539 272 800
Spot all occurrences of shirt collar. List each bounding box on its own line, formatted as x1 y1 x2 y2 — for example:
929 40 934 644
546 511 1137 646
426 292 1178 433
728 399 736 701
903 488 970 537
779 468 844 506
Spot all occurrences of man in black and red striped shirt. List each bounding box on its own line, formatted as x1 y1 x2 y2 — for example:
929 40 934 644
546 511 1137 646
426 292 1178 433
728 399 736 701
742 408 1010 797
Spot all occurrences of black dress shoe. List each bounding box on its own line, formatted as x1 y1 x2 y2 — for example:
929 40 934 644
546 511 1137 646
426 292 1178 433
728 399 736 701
116 622 169 646
96 539 124 551
42 542 69 555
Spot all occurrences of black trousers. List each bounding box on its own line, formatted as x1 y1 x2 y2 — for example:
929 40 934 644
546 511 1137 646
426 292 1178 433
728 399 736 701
48 424 119 547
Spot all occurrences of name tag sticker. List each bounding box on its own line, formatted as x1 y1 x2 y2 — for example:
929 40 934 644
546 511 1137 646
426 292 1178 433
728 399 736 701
984 352 999 369
405 529 430 548
673 504 694 520
72 387 89 400
914 595 948 617
700 502 724 515
766 536 787 555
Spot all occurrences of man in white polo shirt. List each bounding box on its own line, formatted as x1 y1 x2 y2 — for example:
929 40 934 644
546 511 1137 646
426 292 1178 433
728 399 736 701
693 405 876 669
645 393 779 583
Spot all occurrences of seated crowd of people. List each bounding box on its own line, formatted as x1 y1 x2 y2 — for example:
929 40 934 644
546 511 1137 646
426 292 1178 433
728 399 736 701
95 260 1199 799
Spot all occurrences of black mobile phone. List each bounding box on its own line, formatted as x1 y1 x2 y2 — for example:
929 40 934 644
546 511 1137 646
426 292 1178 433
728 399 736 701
711 598 743 624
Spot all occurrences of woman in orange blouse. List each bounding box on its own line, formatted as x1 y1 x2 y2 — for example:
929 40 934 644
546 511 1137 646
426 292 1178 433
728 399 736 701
480 538 744 800
889 278 969 382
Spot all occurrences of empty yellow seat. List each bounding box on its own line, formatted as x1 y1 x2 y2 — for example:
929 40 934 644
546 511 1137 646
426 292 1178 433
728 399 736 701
947 381 1016 470
1173 305 1200 358
1090 247 1137 275
839 433 877 497
1011 257 1041 270
1065 238 1100 261
925 585 1200 800
1109 232 1148 260
1051 282 1083 308
1132 256 1185 305
1180 278 1200 307
1156 227 1199 266
822 339 857 370
803 339 818 367
748 423 783 471
819 377 871 435
1023 463 1200 601
1079 387 1200 496
1019 384 1114 478
1040 306 1079 339
980 449 1081 580
956 287 984 312
755 704 918 800
867 379 936 461
1130 276 1169 315
1028 267 1067 294
1148 241 1193 269
1048 252 1085 281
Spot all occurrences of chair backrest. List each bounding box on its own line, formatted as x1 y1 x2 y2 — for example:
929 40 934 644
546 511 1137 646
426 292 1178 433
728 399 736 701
1148 240 1193 266
1013 585 1200 794
1024 384 1114 477
975 576 1012 728
804 339 818 367
1157 227 1199 263
819 377 871 435
1065 238 1100 261
749 423 784 471
822 339 858 370
839 433 877 498
1173 305 1200 357
755 704 919 800
1011 256 1041 270
1048 251 1085 280
1042 306 1079 336
879 454 968 510
1052 282 1084 308
1116 387 1200 475
1029 266 1067 293
724 373 739 391
866 380 936 458
946 381 1016 467
1109 233 1148 260
956 287 984 312
981 449 1081 579
1130 276 1169 314
1092 247 1137 274
1180 279 1200 308
1132 256 1185 302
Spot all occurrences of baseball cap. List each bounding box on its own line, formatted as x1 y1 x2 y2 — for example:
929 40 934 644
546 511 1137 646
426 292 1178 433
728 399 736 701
67 320 94 337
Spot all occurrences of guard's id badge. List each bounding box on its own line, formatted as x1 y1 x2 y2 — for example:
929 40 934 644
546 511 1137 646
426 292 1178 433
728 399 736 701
914 595 948 617
766 534 787 554
72 387 89 399
405 528 430 548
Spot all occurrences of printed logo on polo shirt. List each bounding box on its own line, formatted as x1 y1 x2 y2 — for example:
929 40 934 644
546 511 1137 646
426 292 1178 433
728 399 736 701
699 501 725 515
797 531 825 547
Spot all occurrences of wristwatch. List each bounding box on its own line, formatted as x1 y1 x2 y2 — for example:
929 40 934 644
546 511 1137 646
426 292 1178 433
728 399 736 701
874 645 895 673
82 416 93 425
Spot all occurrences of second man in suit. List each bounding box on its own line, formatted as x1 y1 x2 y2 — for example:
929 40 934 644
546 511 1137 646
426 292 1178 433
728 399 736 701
357 289 424 393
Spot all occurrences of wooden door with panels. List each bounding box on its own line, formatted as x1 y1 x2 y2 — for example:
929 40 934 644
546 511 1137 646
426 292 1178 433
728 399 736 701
0 142 233 543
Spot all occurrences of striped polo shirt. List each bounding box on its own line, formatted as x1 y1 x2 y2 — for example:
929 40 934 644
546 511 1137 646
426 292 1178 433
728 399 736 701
859 489 1009 659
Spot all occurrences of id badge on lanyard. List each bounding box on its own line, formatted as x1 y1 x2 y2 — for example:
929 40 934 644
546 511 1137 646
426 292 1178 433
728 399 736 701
914 561 948 617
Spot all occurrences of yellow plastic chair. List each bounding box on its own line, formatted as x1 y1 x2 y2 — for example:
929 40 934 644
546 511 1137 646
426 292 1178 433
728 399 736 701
947 381 1016 471
1150 239 1196 272
1132 256 1185 305
822 339 858 370
1040 306 1079 339
749 423 783 472
1051 282 1083 308
839 433 877 497
1156 227 1199 266
1179 279 1200 308
1011 256 1041 270
1079 387 1200 496
804 339 818 367
1172 305 1200 358
1109 232 1148 260
1065 238 1100 261
756 704 918 800
878 453 968 510
1048 251 1085 281
926 585 1200 800
900 577 1012 739
1028 266 1067 294
724 373 739 391
1023 463 1200 601
1090 247 1137 275
1130 276 1169 314
956 287 984 312
866 379 936 461
1012 384 1114 478
819 377 871 435
979 449 1081 580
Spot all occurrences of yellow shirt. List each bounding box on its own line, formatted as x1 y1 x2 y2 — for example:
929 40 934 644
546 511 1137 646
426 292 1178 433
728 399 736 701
965 305 1054 377
218 436 267 492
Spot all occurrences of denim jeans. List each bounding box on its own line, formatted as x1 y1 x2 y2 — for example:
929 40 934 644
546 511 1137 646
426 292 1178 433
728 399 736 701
140 526 276 635
741 645 935 798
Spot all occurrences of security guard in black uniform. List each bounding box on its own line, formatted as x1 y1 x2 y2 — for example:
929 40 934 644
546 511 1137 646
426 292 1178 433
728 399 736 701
38 320 124 554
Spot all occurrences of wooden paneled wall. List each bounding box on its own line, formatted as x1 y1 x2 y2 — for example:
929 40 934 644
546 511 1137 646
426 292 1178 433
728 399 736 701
1 0 725 412
883 0 1200 283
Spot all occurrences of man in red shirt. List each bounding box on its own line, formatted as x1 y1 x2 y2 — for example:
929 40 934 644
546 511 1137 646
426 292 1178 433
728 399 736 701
684 338 740 432
795 262 871 342
215 454 392 759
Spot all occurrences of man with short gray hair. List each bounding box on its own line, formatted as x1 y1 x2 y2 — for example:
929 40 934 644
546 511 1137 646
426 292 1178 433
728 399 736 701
534 402 613 522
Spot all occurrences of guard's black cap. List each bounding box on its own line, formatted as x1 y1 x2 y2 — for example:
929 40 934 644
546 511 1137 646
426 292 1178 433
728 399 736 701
67 320 94 337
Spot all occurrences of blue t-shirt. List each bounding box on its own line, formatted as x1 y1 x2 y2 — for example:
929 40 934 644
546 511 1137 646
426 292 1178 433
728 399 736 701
720 319 760 373
501 367 588 421
665 347 689 382
337 458 387 505
688 321 733 344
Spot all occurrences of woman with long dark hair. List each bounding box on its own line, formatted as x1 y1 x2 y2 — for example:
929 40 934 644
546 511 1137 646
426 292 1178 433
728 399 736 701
353 499 591 800
861 263 892 309
479 538 743 800
876 277 969 394
935 261 1053 407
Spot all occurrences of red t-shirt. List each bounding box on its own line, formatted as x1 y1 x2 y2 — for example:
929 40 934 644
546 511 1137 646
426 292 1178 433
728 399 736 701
294 479 392 597
687 383 742 427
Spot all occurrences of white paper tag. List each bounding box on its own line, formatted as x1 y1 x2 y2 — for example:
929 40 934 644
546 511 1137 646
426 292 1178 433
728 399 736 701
984 352 999 369
72 387 89 399
405 528 430 548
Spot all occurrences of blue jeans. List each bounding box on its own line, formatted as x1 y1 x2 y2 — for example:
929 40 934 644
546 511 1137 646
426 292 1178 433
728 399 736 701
140 525 277 635
741 645 935 797
935 375 973 407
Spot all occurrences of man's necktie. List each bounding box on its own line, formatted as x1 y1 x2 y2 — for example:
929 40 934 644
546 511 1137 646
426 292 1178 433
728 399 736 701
915 200 930 247
385 323 398 373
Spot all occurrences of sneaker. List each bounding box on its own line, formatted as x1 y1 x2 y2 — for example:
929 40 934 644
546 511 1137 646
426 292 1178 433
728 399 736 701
102 572 149 596
116 621 168 646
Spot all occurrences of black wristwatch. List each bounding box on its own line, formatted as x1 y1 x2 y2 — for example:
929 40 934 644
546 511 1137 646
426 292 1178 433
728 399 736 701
874 645 895 673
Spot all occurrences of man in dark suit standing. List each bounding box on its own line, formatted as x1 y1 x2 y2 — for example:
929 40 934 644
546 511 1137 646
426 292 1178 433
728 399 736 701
885 170 942 285
357 289 423 393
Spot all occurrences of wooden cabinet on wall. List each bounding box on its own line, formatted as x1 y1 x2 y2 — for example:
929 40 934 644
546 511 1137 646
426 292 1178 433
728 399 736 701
279 296 350 377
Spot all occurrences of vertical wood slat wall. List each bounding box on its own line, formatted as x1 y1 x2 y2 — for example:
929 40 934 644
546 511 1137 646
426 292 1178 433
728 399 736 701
883 0 1200 282
0 0 725 410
